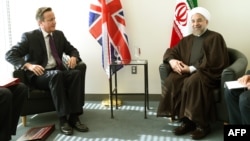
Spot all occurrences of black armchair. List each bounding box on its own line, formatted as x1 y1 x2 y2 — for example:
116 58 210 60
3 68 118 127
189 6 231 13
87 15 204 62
159 48 248 122
13 61 86 126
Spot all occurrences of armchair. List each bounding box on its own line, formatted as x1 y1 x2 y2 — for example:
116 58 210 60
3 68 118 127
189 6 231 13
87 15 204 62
13 61 86 126
159 48 248 122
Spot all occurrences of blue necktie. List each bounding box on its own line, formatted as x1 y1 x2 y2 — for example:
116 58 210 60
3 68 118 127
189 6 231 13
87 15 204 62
48 34 62 69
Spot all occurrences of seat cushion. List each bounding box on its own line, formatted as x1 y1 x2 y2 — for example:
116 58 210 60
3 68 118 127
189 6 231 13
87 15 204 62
28 89 51 99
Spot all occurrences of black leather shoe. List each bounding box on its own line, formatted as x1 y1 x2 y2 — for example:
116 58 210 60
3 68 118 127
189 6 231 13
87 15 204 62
60 122 73 135
69 115 89 132
69 120 89 132
191 125 210 140
173 119 196 135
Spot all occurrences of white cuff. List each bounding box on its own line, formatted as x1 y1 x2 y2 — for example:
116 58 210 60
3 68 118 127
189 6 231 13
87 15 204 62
189 66 196 73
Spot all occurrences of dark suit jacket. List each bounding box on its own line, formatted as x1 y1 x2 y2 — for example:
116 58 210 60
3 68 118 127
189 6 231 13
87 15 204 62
5 29 82 80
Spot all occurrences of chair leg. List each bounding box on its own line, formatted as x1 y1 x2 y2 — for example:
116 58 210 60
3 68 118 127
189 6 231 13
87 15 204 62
21 116 27 126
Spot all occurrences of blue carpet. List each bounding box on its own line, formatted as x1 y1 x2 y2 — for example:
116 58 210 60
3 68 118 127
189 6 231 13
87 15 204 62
13 101 223 141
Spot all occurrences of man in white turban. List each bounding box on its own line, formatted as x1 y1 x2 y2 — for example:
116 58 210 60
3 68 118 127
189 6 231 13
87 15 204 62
157 7 229 140
188 7 211 36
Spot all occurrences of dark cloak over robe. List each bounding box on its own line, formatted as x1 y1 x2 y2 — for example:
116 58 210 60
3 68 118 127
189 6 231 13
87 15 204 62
157 30 229 127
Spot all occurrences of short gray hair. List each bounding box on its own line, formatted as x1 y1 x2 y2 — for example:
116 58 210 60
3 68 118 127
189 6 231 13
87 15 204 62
35 7 52 21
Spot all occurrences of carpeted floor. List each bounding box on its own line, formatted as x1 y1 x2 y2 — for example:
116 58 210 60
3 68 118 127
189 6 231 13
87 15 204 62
12 101 224 141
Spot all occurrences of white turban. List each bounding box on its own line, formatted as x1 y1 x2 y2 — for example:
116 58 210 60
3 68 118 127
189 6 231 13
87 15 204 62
189 7 211 21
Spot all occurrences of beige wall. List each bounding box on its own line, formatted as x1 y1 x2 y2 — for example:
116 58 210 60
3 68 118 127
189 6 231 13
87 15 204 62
9 0 250 95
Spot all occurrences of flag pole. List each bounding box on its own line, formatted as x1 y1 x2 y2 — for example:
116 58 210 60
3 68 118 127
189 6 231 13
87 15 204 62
101 8 123 108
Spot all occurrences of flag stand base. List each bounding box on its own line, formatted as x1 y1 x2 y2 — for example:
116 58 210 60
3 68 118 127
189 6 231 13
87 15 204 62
101 98 123 107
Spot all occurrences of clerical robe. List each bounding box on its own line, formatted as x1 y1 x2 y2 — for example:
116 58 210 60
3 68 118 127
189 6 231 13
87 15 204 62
157 30 229 127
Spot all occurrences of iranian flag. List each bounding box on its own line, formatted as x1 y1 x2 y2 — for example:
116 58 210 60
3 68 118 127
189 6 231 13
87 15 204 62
169 0 198 48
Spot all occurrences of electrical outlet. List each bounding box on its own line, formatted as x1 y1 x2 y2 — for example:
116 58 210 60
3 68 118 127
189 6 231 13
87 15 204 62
131 66 137 74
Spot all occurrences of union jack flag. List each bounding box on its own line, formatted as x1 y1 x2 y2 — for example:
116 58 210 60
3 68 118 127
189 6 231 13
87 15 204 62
89 0 131 77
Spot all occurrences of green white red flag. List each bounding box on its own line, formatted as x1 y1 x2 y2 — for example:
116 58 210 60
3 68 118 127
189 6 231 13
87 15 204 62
169 0 198 48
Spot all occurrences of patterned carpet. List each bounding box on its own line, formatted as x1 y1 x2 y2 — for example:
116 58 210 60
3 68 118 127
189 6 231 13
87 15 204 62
13 101 224 141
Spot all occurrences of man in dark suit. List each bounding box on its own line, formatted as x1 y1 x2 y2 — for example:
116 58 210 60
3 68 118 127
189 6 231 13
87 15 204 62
5 7 88 135
0 83 27 141
225 74 250 124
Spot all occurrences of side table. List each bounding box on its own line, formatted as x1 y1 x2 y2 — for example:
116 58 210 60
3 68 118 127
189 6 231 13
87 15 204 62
109 60 149 119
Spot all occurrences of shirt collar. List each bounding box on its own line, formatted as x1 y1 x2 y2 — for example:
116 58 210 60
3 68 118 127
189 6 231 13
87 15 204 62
40 28 52 38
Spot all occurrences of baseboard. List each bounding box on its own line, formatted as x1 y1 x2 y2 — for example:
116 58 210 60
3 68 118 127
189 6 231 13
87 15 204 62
85 93 161 101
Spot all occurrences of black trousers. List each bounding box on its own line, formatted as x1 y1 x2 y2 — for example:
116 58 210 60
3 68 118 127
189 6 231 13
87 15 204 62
0 83 27 141
32 69 84 117
225 88 250 124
